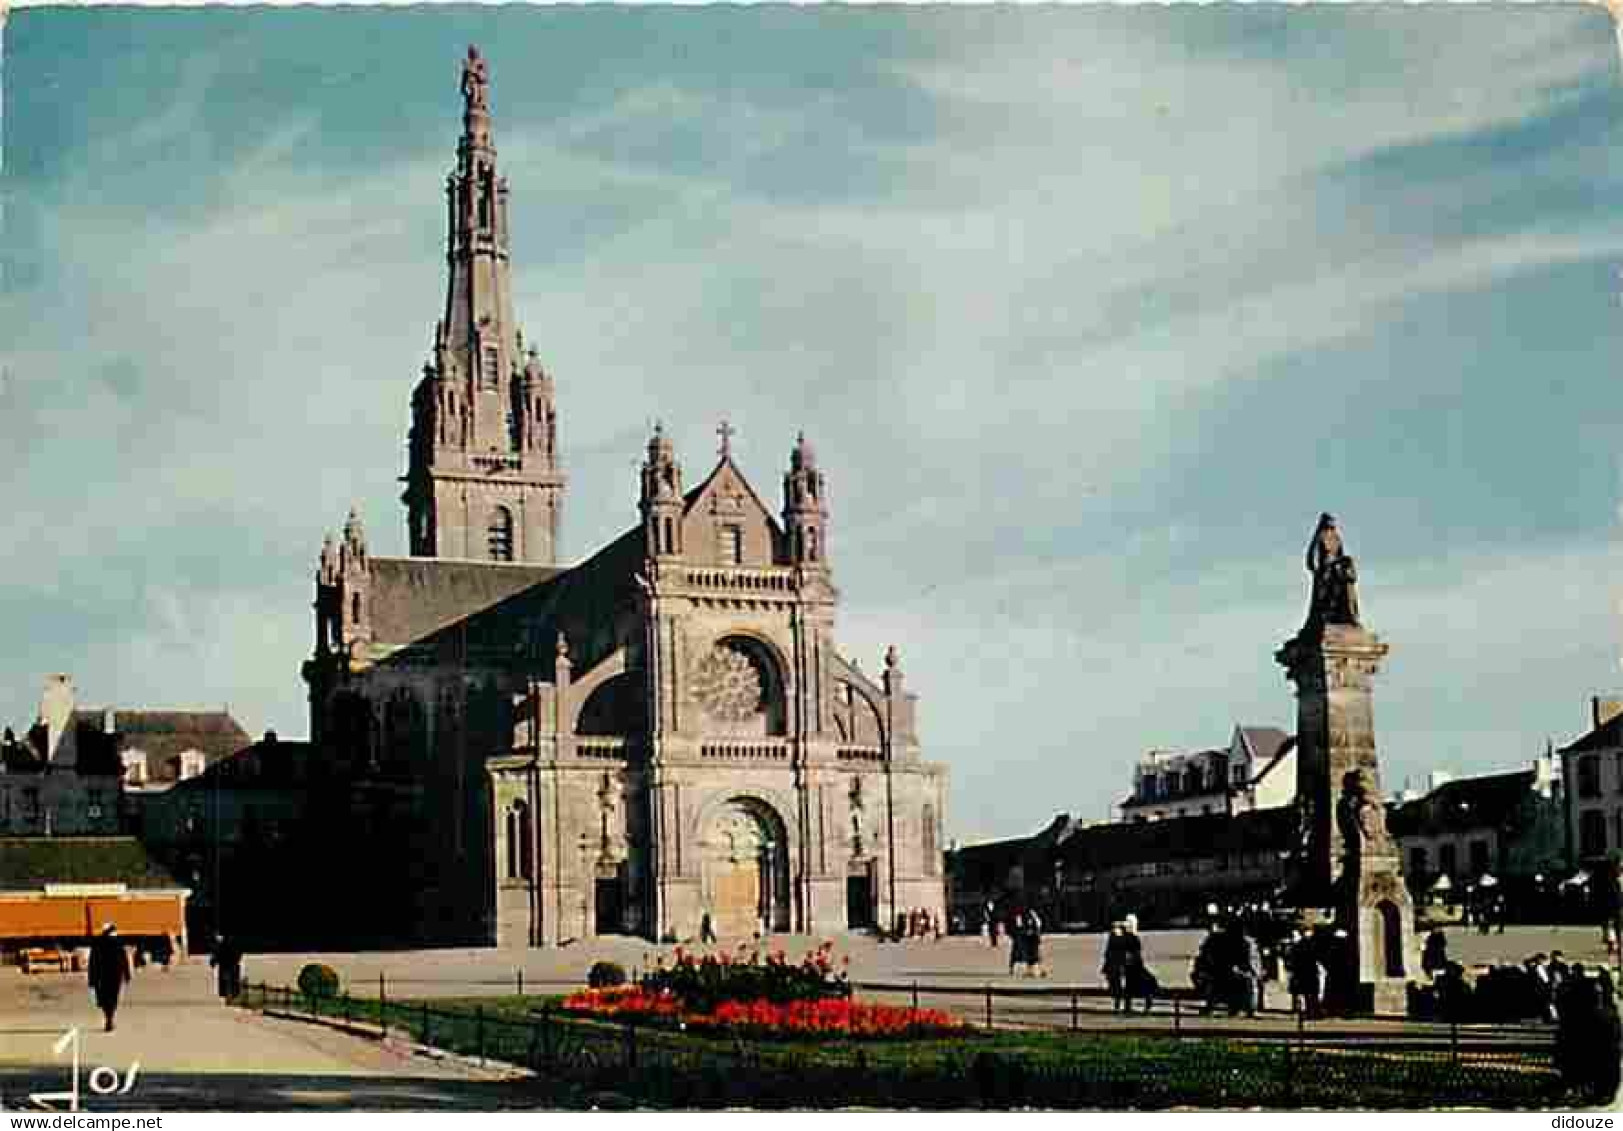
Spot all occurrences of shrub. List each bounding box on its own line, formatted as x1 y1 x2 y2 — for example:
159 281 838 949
588 960 627 989
298 963 341 1000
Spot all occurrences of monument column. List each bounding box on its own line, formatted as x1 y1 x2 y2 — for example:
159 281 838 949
1276 623 1389 900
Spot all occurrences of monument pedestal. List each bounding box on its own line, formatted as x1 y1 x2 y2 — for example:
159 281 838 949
1278 609 1414 1016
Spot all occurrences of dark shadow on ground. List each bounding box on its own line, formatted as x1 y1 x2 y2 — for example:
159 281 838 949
0 1066 569 1112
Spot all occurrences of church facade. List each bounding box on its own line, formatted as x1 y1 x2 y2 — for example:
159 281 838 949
300 48 947 947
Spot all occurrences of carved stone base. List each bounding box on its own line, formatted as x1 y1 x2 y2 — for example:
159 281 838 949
1341 863 1418 1017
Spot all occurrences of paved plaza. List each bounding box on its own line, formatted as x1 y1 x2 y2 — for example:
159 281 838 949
0 923 1610 1109
241 922 1621 998
0 960 539 1111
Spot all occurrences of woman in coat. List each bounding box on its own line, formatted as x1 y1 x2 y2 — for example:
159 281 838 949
87 924 132 1032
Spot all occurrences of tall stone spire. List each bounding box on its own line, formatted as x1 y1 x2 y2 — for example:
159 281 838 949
402 46 566 564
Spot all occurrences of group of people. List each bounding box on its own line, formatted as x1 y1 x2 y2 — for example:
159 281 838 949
981 902 1048 976
1192 918 1269 1017
897 908 943 941
1101 915 1158 1013
85 925 246 1033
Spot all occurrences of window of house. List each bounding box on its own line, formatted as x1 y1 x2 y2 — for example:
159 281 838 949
178 751 206 781
1581 809 1608 859
1410 846 1428 875
1616 751 1623 793
1440 842 1458 876
1579 755 1602 799
482 346 499 390
488 507 515 562
806 527 819 562
1231 762 1247 785
1469 839 1490 876
0 787 9 824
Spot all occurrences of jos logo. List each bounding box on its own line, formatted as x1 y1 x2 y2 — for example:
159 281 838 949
1 1028 141 1111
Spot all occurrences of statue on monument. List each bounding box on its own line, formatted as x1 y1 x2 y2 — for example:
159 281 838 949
461 46 490 110
1304 512 1361 630
1335 767 1392 863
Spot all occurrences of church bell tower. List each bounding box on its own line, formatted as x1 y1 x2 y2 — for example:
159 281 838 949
402 46 565 564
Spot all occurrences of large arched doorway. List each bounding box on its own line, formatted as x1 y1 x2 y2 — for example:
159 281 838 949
701 798 790 939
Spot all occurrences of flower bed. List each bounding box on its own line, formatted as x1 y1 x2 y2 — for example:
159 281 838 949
639 941 849 1011
562 942 967 1039
562 984 967 1039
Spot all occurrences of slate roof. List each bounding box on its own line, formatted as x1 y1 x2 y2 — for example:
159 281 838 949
71 710 251 783
1057 806 1297 871
366 558 562 644
0 836 186 891
168 735 318 791
1560 714 1623 755
368 526 646 682
1238 727 1292 767
1386 769 1537 838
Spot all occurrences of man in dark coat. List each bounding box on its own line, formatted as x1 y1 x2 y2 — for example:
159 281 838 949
87 924 131 1032
210 934 244 1001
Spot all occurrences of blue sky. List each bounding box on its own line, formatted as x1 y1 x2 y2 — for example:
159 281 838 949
4 6 1623 841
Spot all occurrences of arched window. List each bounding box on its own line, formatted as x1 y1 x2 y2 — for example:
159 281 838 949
507 800 533 880
806 527 819 562
488 506 514 562
351 593 361 622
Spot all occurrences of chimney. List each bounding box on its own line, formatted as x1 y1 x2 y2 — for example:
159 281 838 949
38 675 77 767
1593 697 1623 730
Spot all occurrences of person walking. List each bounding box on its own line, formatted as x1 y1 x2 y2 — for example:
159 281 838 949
985 901 1000 948
1008 909 1029 976
1121 915 1155 1014
1103 921 1130 1012
210 933 243 1001
1287 928 1323 1020
1028 909 1048 978
88 924 131 1032
1422 927 1449 980
700 910 717 945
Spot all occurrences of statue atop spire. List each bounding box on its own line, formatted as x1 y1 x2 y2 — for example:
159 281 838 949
461 45 490 113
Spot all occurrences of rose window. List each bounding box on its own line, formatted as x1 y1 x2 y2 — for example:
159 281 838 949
693 642 765 726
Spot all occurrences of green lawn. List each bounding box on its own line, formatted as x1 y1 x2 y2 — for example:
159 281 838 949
238 985 1573 1110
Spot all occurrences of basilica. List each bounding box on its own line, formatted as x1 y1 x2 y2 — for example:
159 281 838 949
299 48 948 947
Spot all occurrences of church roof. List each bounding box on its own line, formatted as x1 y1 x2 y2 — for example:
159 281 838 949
367 558 563 645
367 527 643 681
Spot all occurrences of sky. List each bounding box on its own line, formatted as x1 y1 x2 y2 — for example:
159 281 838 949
4 5 1623 842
